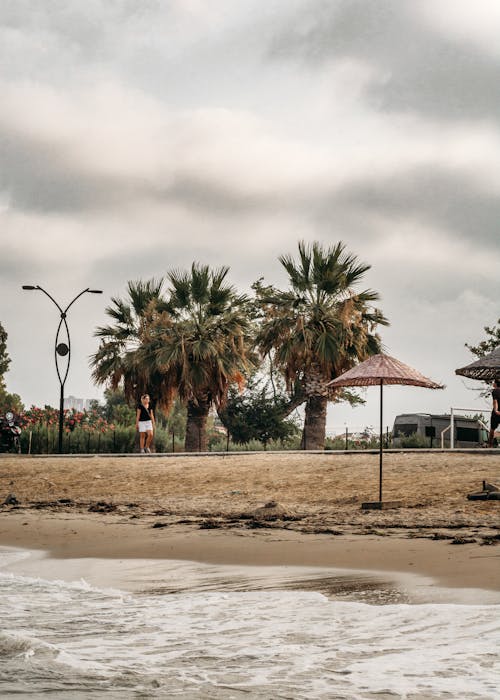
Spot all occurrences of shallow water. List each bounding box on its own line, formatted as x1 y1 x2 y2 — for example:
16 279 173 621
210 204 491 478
1 548 499 699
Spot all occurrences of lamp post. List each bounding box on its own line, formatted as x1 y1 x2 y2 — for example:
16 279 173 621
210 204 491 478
22 285 103 453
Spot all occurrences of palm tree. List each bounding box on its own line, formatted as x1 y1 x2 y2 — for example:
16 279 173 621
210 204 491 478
90 278 165 403
138 263 253 451
256 241 389 450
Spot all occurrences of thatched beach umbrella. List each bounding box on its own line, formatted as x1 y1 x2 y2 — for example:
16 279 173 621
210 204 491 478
455 347 500 381
328 354 443 506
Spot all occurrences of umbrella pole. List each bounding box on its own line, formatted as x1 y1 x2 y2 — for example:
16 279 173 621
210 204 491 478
379 379 383 502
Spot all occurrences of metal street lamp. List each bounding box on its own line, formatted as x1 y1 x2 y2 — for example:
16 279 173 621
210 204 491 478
22 285 103 453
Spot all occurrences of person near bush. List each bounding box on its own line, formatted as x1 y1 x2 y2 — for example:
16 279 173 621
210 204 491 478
136 394 155 453
489 378 500 448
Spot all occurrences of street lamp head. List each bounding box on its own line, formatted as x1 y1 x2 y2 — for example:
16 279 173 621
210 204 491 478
88 289 103 294
22 285 38 290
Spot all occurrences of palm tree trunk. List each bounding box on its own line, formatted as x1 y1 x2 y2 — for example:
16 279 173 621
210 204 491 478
185 399 210 452
302 395 327 450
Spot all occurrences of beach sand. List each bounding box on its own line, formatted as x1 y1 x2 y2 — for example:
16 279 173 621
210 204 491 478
0 451 499 596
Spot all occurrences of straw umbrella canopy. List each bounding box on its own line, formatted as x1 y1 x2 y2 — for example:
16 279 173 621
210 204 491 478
455 347 500 381
328 353 443 504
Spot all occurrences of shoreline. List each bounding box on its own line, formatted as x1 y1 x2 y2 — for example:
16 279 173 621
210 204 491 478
1 511 499 601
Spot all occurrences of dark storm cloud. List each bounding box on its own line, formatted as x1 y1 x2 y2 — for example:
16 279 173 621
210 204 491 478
0 115 300 218
270 0 500 122
0 125 276 217
160 174 291 216
0 127 127 213
329 166 500 249
3 108 498 258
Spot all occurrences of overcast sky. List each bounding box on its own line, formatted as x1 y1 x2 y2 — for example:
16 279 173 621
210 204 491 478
1 0 499 433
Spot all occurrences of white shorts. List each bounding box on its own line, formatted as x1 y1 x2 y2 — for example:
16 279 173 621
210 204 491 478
138 420 153 433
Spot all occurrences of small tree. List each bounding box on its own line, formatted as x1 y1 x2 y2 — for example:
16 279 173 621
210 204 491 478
101 388 137 425
466 319 500 358
0 321 24 414
220 379 299 449
0 392 23 415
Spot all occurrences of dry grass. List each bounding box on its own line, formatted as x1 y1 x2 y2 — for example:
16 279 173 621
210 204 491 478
1 452 499 530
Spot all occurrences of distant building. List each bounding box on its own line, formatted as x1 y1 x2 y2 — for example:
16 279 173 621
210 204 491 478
64 396 96 411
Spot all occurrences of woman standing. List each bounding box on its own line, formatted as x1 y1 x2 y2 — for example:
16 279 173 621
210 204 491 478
136 394 155 453
489 378 500 448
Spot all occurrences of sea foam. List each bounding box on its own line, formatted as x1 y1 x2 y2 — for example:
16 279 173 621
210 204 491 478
1 553 499 699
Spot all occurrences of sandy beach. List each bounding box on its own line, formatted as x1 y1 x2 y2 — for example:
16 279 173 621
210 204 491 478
1 451 499 595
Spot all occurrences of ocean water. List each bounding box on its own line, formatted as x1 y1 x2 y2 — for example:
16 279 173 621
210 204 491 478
1 548 499 699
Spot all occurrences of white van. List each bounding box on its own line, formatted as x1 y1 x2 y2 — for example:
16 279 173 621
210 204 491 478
392 413 487 448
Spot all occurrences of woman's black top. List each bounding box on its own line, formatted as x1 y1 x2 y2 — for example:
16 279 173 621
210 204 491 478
491 388 500 429
137 404 152 421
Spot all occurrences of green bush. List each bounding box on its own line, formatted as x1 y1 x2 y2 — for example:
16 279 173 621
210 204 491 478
207 434 302 452
151 427 184 453
325 436 348 450
398 432 432 448
64 426 136 454
20 425 135 454
325 435 388 450
20 423 191 454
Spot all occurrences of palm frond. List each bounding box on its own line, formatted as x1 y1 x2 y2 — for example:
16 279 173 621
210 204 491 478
127 278 164 315
256 240 389 398
167 269 192 310
190 263 211 305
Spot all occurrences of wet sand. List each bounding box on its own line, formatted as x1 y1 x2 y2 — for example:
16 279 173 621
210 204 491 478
0 452 499 595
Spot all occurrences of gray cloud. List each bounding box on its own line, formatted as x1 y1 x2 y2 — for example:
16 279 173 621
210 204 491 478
0 1 160 59
0 128 124 213
159 174 291 216
330 166 500 249
270 0 500 122
2 103 498 273
0 125 287 217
